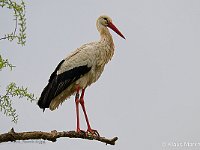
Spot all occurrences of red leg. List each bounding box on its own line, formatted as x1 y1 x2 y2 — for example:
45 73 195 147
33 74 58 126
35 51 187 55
80 88 99 136
80 89 91 130
75 87 80 132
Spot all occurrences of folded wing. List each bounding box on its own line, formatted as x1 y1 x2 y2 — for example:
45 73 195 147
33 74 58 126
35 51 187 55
37 59 91 110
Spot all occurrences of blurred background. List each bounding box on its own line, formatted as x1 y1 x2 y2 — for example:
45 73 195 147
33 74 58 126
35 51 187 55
1 0 200 149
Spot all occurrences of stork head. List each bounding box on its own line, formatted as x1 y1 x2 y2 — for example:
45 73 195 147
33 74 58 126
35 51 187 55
96 15 125 39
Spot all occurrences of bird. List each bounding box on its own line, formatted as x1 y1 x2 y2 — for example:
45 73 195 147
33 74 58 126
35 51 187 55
37 15 125 136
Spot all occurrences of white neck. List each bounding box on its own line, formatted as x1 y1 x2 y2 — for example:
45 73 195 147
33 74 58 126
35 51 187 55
96 25 115 64
98 26 114 48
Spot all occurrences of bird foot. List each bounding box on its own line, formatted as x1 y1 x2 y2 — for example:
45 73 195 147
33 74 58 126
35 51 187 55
76 128 100 137
86 128 100 137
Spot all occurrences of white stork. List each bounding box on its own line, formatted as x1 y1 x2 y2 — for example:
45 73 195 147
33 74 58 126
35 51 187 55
38 15 125 136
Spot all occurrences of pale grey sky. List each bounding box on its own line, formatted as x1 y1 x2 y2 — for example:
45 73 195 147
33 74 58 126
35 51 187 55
1 0 200 149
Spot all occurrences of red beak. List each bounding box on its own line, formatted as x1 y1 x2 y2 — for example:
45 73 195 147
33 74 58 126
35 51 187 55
108 22 125 39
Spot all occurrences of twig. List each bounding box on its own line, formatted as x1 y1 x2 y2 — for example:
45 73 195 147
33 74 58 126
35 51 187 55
0 17 18 41
0 0 18 41
0 128 118 145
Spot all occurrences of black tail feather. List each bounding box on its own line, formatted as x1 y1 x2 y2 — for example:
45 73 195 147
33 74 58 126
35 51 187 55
37 82 52 110
37 60 65 111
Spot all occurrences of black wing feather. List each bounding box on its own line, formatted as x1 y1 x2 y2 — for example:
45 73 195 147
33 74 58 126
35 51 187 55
37 60 91 110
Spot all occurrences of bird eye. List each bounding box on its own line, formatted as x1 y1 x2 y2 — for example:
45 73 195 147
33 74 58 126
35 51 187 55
103 18 108 21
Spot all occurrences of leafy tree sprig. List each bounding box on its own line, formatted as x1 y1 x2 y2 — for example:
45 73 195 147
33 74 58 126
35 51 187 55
0 55 15 71
0 82 36 123
0 0 26 45
1 0 37 123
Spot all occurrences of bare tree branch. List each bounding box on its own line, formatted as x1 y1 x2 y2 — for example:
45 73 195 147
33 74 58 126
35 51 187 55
0 128 118 145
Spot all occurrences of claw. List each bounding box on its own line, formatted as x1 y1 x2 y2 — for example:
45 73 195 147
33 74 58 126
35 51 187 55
86 129 100 137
